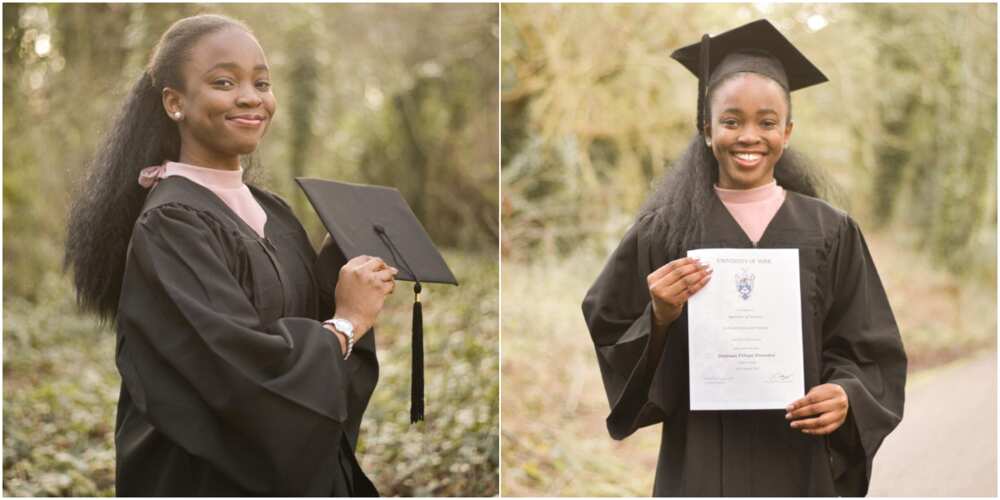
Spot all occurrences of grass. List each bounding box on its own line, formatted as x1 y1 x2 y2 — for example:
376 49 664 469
500 231 996 496
3 249 498 497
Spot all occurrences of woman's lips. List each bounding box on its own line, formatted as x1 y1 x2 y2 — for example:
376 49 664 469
227 115 267 128
731 151 765 169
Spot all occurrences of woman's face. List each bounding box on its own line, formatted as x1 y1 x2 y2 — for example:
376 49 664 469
164 27 276 169
706 73 793 190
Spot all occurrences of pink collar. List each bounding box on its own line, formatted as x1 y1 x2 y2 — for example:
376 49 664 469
138 161 267 238
713 180 785 244
138 161 244 190
714 179 781 204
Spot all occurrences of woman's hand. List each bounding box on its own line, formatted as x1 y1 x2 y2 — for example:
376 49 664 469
332 255 397 338
786 383 850 435
647 257 712 332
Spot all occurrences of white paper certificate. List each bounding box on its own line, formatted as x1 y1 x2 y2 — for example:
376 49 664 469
686 248 804 411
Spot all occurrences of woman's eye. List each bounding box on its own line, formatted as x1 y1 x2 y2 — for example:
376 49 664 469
722 119 739 128
255 81 272 91
761 121 777 129
213 79 235 89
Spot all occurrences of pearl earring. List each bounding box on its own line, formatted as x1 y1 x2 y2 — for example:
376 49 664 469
783 143 789 150
706 139 712 147
173 111 183 120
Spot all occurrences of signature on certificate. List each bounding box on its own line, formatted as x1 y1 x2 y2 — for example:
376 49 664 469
767 372 793 382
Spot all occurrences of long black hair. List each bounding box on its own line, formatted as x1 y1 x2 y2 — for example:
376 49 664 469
640 71 829 257
65 14 252 322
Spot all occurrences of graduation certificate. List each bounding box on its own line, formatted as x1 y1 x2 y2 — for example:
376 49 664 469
686 248 804 410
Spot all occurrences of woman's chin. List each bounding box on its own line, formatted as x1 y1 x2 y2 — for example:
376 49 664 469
721 164 774 189
229 141 261 157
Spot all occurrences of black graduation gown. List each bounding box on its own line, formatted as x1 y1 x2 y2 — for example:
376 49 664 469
582 191 906 496
114 176 380 496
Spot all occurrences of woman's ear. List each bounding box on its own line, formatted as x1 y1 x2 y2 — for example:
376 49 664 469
783 120 794 149
703 124 712 147
162 87 184 122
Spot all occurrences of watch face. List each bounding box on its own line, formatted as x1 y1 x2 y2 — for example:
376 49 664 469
333 319 354 336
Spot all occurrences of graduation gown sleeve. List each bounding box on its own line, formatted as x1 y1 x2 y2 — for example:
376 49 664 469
116 202 368 495
582 213 684 440
821 216 907 494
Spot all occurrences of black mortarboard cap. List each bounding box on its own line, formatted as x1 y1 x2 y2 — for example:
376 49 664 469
670 19 829 133
296 177 459 423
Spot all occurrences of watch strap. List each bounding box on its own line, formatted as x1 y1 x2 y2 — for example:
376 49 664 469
323 318 354 359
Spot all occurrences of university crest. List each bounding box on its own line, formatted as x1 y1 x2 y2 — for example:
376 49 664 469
735 268 755 300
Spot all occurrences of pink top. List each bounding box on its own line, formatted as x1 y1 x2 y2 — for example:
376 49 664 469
714 180 785 244
138 161 268 238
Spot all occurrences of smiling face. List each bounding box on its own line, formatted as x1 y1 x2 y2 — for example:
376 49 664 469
705 72 793 190
162 27 276 170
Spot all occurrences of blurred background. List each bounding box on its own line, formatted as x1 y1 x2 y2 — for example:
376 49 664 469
4 3 498 496
501 3 996 496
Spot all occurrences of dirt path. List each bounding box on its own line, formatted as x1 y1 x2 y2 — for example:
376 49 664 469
869 351 996 497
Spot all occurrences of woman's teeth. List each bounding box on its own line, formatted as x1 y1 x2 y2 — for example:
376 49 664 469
735 153 762 162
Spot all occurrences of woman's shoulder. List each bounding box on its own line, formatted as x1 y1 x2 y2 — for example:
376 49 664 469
141 177 220 216
138 178 240 236
785 190 846 217
784 190 855 234
619 209 671 262
785 191 861 248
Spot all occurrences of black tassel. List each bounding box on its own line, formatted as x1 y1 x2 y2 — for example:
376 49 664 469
410 282 424 423
696 33 711 135
374 224 426 424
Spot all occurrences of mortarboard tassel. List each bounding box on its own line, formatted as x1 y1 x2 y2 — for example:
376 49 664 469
373 224 425 423
696 33 711 135
411 283 424 422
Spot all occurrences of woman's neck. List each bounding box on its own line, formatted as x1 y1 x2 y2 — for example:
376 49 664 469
178 149 241 171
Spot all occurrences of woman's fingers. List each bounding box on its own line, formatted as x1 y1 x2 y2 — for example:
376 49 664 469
670 260 709 282
687 271 713 296
647 258 689 283
373 268 397 283
787 383 844 411
650 264 712 302
650 262 707 290
785 398 841 420
791 410 845 431
648 257 702 283
790 413 829 430
360 256 388 271
803 422 843 435
785 383 849 434
349 255 375 266
648 257 712 327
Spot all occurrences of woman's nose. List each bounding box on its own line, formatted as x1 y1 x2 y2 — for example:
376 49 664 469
236 85 262 107
737 131 762 145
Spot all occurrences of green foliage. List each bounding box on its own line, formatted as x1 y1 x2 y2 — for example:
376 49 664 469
862 4 997 277
360 251 499 496
3 276 118 496
501 4 997 280
3 251 498 496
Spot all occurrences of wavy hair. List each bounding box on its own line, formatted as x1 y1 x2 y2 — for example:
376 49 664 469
65 14 253 322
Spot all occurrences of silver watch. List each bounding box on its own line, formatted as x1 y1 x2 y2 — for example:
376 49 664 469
324 318 355 359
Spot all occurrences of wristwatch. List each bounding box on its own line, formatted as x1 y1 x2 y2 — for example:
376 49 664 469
323 318 355 359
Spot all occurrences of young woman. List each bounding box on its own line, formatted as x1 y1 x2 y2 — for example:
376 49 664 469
65 14 392 496
582 20 906 496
